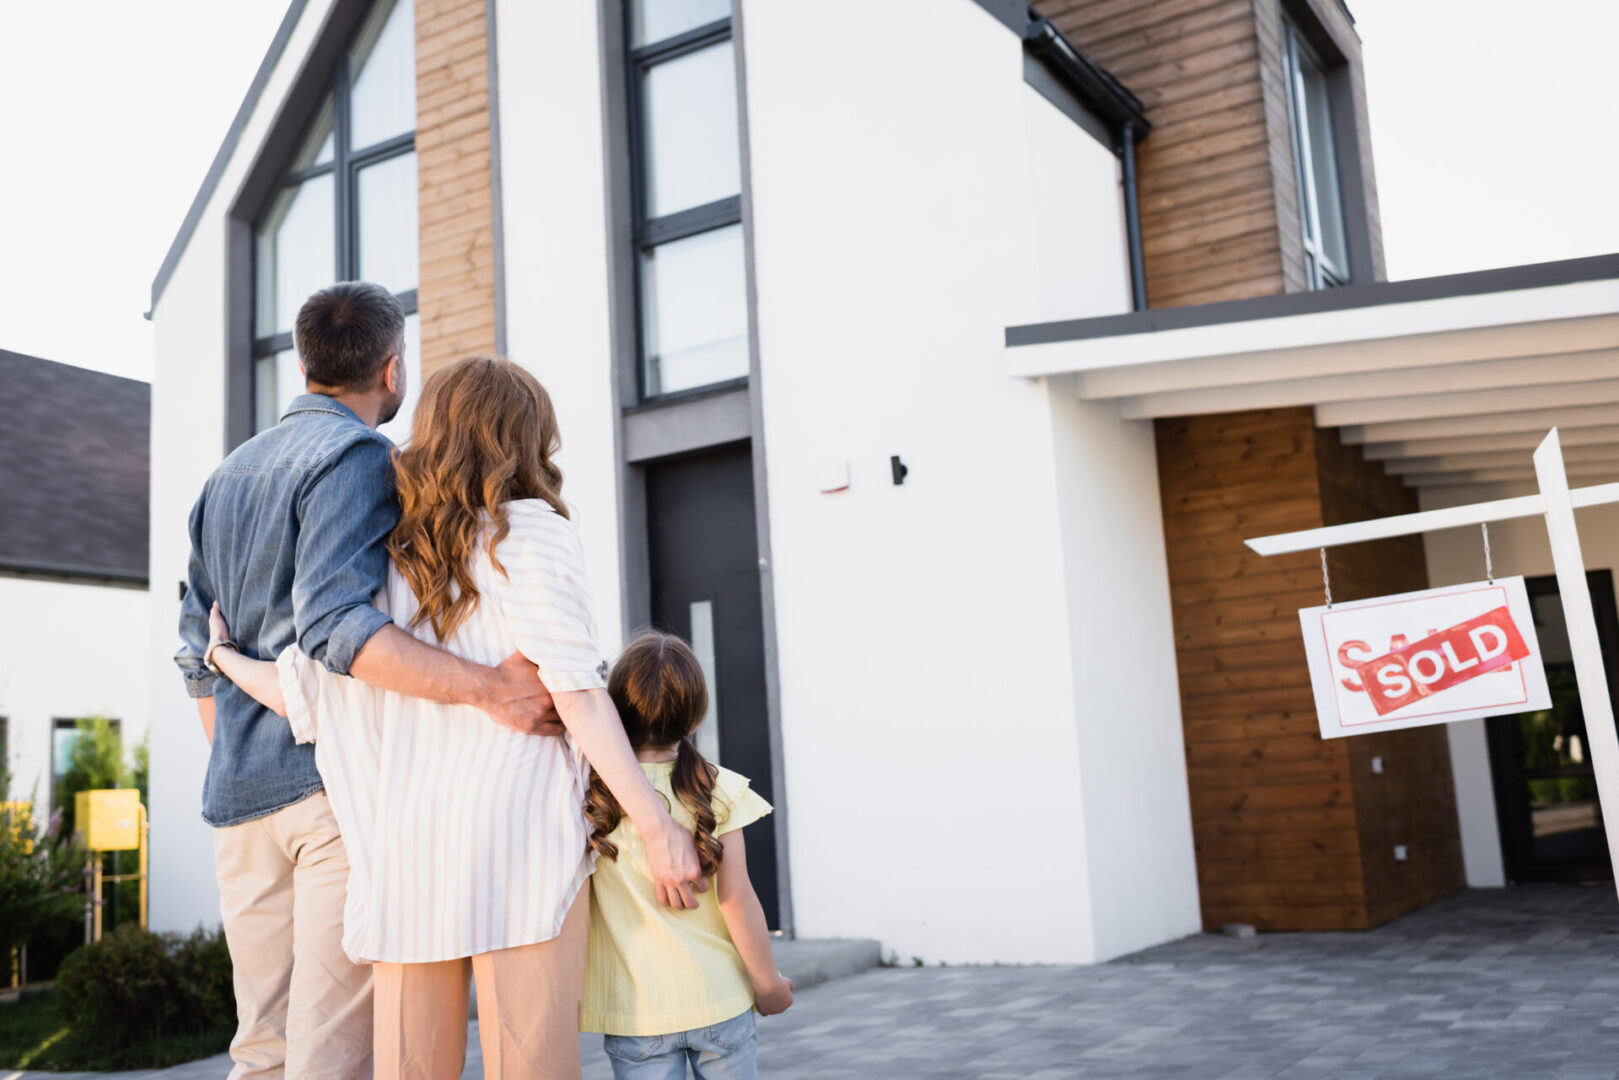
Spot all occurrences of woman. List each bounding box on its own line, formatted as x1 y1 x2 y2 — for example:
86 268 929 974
204 356 701 1079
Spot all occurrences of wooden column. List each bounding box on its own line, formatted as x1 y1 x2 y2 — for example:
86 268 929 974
1158 408 1464 930
415 0 498 375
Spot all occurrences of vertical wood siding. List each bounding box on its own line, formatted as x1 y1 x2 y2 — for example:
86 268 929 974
415 0 498 375
1038 0 1288 307
1035 0 1385 305
1158 409 1464 930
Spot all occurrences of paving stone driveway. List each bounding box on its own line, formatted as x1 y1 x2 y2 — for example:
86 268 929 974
673 885 1619 1080
15 886 1616 1079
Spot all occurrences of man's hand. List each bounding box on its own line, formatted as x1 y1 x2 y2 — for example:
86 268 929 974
645 817 706 910
479 651 565 736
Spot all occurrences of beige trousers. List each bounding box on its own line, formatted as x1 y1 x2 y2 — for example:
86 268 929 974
214 792 374 1079
372 885 590 1080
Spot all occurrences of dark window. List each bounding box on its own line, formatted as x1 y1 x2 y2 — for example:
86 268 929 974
1281 18 1350 290
626 1 749 400
50 717 122 813
252 0 420 437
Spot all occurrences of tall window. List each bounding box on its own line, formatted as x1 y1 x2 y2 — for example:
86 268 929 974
627 0 749 399
254 0 420 440
50 717 121 810
1282 20 1349 289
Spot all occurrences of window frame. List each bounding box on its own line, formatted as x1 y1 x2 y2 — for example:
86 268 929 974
625 13 747 404
1281 17 1350 290
249 0 419 429
49 717 122 814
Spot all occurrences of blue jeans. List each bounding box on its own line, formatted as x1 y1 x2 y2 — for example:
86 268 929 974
603 1010 757 1080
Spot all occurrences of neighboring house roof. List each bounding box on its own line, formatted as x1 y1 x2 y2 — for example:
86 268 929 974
0 350 151 584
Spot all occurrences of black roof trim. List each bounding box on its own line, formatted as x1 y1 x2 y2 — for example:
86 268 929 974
147 0 310 317
969 1 1149 142
0 558 149 588
1022 17 1149 142
1005 254 1619 348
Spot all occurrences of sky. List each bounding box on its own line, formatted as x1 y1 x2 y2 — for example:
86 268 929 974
0 0 1615 385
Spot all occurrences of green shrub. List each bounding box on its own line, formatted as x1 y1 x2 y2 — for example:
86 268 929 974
0 803 85 964
174 927 237 1030
55 926 236 1050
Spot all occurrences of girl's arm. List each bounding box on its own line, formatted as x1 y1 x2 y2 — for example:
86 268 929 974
207 602 288 717
716 828 794 1015
551 688 704 910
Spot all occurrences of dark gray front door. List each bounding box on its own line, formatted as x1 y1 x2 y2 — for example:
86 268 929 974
1487 570 1617 883
645 443 779 927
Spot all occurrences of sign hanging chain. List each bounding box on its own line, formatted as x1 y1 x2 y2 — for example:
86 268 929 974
1482 522 1493 583
1320 547 1332 608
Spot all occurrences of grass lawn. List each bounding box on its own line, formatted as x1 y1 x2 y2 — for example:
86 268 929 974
0 990 231 1071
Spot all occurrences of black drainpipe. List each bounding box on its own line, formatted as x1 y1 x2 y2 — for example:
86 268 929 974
1121 121 1148 311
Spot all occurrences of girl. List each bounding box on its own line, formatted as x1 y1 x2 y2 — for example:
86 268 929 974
582 631 794 1079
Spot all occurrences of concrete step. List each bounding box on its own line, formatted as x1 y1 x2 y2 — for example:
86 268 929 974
771 936 882 990
468 937 879 1017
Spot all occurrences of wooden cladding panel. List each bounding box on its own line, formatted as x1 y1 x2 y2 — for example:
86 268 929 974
415 0 497 375
1037 0 1386 304
1036 0 1286 309
1314 426 1465 925
1157 408 1463 932
1157 407 1368 930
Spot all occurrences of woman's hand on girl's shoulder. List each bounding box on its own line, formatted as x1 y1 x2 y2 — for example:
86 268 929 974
755 972 794 1016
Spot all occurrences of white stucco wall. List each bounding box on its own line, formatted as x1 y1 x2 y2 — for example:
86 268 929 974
492 0 624 651
739 0 1198 963
146 0 339 933
0 578 150 811
1422 481 1619 888
147 0 1202 963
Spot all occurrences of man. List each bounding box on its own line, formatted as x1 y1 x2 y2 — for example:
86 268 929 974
175 283 560 1078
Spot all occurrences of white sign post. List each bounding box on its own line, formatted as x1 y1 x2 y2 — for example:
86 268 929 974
1246 429 1619 895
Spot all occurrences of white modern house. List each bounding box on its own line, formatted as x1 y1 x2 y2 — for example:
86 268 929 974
0 350 151 816
146 0 1619 963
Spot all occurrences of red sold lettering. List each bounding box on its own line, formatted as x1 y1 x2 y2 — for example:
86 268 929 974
1351 606 1529 717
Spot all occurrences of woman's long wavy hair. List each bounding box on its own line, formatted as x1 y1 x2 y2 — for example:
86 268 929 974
586 631 724 877
388 356 568 641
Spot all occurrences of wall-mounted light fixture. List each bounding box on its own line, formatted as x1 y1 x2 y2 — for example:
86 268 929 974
891 456 909 486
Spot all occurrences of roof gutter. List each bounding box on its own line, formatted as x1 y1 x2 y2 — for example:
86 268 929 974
1023 16 1152 309
1022 18 1149 146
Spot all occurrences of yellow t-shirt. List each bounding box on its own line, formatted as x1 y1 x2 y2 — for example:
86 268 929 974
580 761 772 1036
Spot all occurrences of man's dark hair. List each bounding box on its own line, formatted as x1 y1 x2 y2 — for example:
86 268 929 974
294 282 406 391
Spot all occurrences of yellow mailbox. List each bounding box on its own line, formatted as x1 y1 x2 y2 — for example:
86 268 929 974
76 789 142 851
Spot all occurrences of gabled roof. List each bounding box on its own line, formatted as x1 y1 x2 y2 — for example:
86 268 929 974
0 351 151 584
147 0 309 317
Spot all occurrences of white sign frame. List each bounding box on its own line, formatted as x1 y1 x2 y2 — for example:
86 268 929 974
1299 576 1551 739
1246 429 1619 898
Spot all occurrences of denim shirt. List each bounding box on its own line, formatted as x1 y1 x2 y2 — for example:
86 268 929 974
175 394 397 827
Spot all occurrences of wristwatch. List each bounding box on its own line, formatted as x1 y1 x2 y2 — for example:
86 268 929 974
204 640 240 676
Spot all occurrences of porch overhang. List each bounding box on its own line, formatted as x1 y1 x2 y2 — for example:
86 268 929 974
1004 255 1619 488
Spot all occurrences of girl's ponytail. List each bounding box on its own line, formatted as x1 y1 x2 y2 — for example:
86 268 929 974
587 629 727 877
585 771 623 863
671 737 724 878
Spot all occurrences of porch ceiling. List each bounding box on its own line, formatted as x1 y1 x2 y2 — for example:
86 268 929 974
1005 256 1619 489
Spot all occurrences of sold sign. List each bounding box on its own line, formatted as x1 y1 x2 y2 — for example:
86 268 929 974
1299 578 1551 739
1351 606 1531 716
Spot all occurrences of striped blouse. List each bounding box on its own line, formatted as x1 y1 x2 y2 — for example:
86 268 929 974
276 500 606 964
